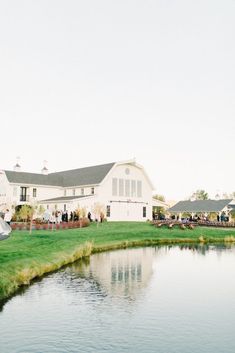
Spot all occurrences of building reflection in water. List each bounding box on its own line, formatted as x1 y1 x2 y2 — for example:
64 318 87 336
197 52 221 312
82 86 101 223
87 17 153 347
67 247 155 301
2 245 234 312
64 244 235 303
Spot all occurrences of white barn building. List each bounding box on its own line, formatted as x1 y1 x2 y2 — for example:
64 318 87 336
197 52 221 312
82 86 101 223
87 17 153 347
0 160 154 222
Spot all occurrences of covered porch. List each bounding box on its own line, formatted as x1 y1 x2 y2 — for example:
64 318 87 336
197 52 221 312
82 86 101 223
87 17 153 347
168 199 235 222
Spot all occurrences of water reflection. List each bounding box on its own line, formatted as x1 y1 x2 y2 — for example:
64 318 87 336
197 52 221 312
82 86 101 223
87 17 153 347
174 243 235 254
1 245 235 353
65 248 154 302
1 244 235 312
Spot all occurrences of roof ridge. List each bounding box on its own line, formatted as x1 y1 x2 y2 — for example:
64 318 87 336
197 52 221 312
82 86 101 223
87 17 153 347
3 162 116 188
49 162 116 176
4 170 48 176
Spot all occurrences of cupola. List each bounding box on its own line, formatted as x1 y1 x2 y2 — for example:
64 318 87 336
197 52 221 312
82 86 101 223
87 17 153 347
41 160 49 175
14 157 21 172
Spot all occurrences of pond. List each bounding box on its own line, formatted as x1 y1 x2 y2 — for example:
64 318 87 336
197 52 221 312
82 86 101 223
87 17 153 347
0 245 235 353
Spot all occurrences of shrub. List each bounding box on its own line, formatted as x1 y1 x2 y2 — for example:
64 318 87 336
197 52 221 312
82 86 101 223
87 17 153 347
34 218 43 225
224 236 235 242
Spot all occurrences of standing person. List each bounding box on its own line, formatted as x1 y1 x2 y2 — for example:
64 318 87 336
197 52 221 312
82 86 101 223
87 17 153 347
100 212 104 223
50 212 56 223
55 210 59 223
65 211 68 222
50 212 56 231
56 211 62 224
88 211 92 222
43 209 50 223
4 209 12 226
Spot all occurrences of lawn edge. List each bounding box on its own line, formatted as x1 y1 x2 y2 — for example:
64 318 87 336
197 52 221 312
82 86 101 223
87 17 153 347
1 234 235 302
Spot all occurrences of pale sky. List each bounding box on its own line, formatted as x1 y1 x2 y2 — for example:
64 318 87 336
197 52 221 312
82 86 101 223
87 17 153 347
0 0 234 200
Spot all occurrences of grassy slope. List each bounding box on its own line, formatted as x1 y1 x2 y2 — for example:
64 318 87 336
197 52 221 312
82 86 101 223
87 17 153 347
1 222 235 300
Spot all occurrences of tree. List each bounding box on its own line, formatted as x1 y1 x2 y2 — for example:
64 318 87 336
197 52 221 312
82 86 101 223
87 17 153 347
80 207 87 218
92 203 105 225
152 195 166 220
215 191 235 200
191 190 209 200
221 192 231 199
37 205 45 217
75 206 87 219
18 205 32 222
230 192 235 199
153 194 165 202
231 210 235 221
18 201 43 234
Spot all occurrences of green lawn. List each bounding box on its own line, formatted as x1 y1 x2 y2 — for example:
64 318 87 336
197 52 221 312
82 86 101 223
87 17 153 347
1 221 235 301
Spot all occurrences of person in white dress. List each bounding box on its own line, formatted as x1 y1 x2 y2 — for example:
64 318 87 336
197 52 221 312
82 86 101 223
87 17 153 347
0 217 11 237
4 209 12 225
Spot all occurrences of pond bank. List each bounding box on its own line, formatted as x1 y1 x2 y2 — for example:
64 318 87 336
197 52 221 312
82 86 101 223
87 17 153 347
1 222 235 301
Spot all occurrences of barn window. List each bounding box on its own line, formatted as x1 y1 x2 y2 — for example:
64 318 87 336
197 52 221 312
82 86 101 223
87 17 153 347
137 181 142 197
119 179 124 196
131 180 136 197
143 207 146 218
112 178 118 196
125 180 130 197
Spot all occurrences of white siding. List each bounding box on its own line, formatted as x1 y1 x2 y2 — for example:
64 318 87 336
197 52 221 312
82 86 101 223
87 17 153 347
97 163 153 221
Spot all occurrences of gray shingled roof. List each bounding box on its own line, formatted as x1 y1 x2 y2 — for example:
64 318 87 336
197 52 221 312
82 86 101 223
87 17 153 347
49 162 115 187
4 170 63 187
40 195 93 203
4 162 115 187
168 199 233 213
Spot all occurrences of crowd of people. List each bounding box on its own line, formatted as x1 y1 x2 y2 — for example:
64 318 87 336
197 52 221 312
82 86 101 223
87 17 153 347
43 210 79 224
43 210 105 224
153 212 231 223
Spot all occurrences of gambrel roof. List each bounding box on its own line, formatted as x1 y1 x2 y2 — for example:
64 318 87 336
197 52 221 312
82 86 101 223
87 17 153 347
4 162 115 187
168 199 233 213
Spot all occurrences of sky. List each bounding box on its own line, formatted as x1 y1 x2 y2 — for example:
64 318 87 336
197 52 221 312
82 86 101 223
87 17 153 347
0 0 234 200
